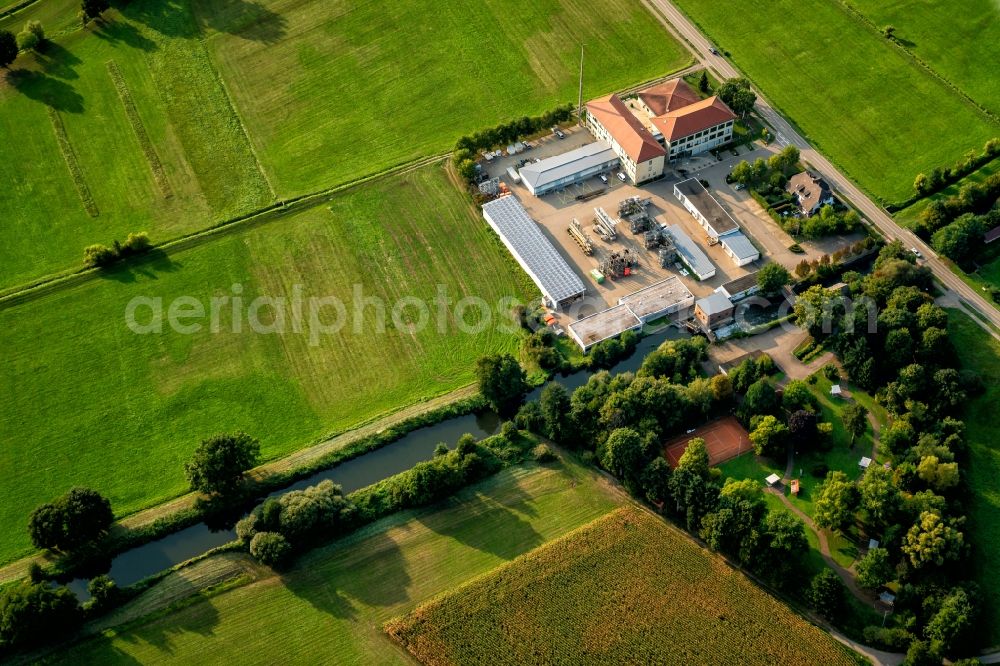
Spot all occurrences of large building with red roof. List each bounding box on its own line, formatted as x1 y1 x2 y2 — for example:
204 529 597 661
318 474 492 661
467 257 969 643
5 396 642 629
585 78 736 184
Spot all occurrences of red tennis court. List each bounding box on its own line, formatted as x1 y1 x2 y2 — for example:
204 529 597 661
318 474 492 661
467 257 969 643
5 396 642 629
664 416 751 468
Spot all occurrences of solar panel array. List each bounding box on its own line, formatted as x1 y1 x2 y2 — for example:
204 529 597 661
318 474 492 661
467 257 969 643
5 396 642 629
482 196 586 305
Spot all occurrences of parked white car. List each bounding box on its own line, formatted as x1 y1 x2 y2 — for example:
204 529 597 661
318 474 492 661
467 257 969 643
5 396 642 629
617 172 627 183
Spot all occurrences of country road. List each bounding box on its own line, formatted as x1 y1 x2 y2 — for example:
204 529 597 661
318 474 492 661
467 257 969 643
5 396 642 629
642 0 1000 337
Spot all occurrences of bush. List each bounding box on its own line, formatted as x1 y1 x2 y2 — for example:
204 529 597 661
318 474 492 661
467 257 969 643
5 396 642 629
822 364 839 381
83 232 152 268
85 575 118 612
249 532 292 569
83 243 117 267
15 30 38 51
863 626 913 651
0 581 80 650
531 444 557 462
26 562 44 584
808 570 847 620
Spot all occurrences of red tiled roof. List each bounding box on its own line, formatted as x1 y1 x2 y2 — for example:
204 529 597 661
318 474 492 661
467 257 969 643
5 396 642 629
586 94 666 163
650 96 736 142
638 79 700 115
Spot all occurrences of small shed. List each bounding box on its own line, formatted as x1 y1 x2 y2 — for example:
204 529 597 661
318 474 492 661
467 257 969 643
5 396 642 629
790 479 800 495
879 592 896 606
830 384 843 397
859 456 872 470
765 473 781 487
868 539 880 550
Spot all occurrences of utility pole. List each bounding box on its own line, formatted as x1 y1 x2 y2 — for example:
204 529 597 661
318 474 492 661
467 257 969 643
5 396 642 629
577 44 584 126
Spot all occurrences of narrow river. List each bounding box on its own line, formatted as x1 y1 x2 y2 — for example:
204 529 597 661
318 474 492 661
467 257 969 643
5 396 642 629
65 327 687 599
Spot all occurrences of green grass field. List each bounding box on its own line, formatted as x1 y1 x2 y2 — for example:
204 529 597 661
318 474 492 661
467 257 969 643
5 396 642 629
199 0 690 197
0 164 534 565
387 505 862 665
846 0 1000 116
671 0 998 205
48 460 625 664
0 0 274 289
947 310 1000 646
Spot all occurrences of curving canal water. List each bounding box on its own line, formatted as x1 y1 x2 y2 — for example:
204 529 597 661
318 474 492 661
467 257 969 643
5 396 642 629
65 327 688 599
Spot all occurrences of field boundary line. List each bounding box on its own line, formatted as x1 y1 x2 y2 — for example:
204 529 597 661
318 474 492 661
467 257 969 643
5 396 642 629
106 59 173 199
0 152 447 310
46 107 98 218
835 0 998 125
195 31 278 201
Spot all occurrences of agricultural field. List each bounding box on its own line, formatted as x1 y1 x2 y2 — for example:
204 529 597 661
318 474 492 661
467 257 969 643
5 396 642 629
0 163 534 565
198 0 690 197
47 460 625 664
947 310 1000 646
386 505 862 665
846 0 1000 116
0 0 274 289
671 0 998 205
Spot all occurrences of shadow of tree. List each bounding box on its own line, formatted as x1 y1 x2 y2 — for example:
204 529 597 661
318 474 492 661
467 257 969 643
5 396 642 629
98 249 180 284
93 18 158 51
113 0 199 39
199 0 288 44
5 69 84 112
33 41 83 80
283 529 412 619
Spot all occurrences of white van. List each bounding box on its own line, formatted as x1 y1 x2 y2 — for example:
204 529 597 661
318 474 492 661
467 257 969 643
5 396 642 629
600 174 608 184
617 172 627 183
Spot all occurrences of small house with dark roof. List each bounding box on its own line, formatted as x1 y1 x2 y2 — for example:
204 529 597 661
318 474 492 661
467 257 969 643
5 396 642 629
786 171 835 217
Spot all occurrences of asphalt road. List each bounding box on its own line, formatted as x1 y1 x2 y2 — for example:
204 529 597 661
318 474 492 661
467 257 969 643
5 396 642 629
643 0 1000 333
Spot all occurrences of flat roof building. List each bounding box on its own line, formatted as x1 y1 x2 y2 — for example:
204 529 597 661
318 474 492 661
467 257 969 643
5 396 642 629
567 304 642 352
617 276 695 322
665 224 716 280
481 195 586 309
719 231 760 266
694 292 735 330
518 142 620 196
673 178 739 239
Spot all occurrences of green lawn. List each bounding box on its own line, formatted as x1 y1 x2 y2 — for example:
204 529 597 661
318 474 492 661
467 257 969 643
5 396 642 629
947 309 1000 647
49 460 625 665
0 164 534 566
0 0 274 289
846 0 1000 116
199 0 690 198
670 0 998 205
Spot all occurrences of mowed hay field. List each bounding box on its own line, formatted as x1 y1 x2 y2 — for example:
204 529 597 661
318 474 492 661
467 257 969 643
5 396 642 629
386 506 862 665
198 0 690 198
948 310 1000 646
52 462 625 665
0 164 533 565
847 0 1000 115
0 0 273 289
670 0 998 205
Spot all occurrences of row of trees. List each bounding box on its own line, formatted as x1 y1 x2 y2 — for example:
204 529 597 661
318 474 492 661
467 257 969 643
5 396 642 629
912 171 1000 239
795 240 983 662
453 105 574 183
0 0 111 70
912 137 999 198
729 145 801 187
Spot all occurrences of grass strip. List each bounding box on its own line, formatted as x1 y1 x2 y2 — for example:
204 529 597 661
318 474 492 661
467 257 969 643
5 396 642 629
106 60 172 199
46 107 97 217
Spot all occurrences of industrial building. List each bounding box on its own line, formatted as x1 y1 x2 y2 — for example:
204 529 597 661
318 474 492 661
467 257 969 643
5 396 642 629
568 304 643 352
568 276 694 351
585 79 736 184
617 276 694 322
481 195 586 309
717 271 760 301
673 178 739 239
694 292 735 330
665 224 716 280
719 231 760 266
518 142 620 196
